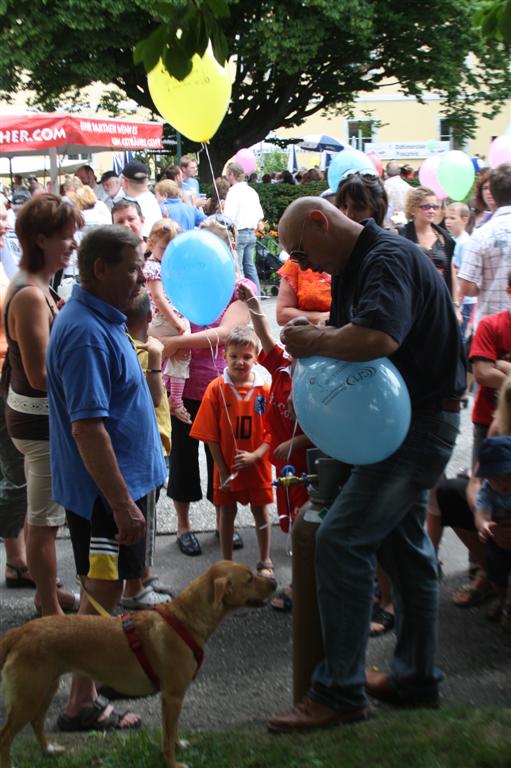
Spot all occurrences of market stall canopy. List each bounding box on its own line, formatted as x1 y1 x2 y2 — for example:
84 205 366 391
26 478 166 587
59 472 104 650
0 112 164 156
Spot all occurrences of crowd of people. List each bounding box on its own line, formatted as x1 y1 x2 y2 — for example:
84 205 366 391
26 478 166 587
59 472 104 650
0 150 509 735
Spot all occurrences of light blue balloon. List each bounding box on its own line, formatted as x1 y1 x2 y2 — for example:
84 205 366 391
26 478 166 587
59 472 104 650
292 356 411 465
161 230 236 326
327 148 376 193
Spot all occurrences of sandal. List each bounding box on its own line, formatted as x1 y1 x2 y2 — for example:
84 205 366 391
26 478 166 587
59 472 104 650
57 695 141 732
370 606 395 637
171 404 192 425
214 529 245 551
142 576 174 597
453 572 497 607
35 591 80 616
120 586 171 610
486 597 504 622
5 563 36 589
256 560 275 579
271 588 293 613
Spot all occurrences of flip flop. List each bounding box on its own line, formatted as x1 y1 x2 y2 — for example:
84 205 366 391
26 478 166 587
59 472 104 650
56 695 141 732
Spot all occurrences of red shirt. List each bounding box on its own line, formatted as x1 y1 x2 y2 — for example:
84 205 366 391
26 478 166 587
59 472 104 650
258 344 309 528
470 310 511 425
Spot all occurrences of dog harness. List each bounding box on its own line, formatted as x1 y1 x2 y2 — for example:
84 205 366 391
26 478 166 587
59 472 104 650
122 605 204 690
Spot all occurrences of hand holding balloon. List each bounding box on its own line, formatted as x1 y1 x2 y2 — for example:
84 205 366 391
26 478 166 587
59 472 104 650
280 322 322 358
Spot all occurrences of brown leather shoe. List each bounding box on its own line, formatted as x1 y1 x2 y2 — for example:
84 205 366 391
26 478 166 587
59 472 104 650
365 670 439 708
268 696 368 733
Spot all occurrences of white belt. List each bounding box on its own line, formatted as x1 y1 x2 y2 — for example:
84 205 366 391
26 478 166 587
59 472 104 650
7 386 49 415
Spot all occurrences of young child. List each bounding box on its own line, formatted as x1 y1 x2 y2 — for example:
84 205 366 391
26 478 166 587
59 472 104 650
445 202 474 339
143 219 192 424
475 435 511 630
237 282 312 611
121 290 173 609
190 325 274 576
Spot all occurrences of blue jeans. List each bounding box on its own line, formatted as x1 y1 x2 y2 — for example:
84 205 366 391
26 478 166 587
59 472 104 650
310 409 460 710
236 229 260 294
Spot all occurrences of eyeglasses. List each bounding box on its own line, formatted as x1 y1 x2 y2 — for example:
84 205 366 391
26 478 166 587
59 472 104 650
288 220 308 264
419 204 440 211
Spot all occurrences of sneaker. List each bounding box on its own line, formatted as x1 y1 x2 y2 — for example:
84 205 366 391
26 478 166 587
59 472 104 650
120 586 171 610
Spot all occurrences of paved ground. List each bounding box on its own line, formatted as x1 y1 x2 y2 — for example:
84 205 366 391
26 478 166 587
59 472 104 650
1 297 510 737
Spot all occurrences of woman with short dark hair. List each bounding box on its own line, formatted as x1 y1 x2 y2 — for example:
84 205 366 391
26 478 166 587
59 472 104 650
4 193 83 615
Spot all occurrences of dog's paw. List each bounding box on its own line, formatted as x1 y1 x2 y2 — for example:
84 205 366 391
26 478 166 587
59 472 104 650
44 742 66 755
176 738 190 751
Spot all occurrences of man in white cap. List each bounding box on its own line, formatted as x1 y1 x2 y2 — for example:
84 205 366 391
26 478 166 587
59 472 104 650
121 161 161 238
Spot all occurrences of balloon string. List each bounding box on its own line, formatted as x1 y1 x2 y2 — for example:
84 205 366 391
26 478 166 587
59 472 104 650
205 328 238 452
202 142 238 256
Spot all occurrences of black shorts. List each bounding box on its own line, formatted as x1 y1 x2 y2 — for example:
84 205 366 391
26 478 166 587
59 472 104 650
167 397 214 503
436 476 476 531
66 495 148 581
486 538 511 589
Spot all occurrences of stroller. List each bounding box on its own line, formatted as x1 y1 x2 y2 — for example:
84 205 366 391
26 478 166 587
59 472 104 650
255 239 282 296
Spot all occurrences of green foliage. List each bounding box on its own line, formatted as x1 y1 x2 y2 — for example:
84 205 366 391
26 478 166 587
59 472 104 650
258 150 288 175
10 708 511 768
133 0 230 80
474 0 511 42
0 0 510 172
254 182 327 229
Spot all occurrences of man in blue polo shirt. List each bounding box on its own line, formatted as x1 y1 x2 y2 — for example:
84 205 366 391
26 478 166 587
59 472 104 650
269 197 466 732
47 225 166 732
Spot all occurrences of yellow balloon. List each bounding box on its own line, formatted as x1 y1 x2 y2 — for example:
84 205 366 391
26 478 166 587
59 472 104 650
147 49 232 143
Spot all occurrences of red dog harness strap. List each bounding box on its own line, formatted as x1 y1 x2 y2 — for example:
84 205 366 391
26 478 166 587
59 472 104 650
121 607 204 689
153 604 204 678
122 613 161 690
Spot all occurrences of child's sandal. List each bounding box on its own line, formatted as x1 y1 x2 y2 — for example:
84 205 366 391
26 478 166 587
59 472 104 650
256 561 274 579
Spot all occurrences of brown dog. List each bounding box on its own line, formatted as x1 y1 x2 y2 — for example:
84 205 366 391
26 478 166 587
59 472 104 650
0 561 275 768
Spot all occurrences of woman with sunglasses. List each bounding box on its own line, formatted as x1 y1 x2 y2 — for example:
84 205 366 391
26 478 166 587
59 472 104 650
335 170 388 227
400 186 457 299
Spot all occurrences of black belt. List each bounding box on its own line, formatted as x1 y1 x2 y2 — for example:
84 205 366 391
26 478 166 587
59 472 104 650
422 398 463 413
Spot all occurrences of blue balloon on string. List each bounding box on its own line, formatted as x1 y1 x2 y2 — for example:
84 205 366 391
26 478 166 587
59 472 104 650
292 356 411 465
327 148 376 194
161 230 236 325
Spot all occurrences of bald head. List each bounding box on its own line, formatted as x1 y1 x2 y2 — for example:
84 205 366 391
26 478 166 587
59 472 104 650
278 196 362 275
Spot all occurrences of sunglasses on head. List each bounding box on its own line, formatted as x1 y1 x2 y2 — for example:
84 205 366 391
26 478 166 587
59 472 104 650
340 168 378 183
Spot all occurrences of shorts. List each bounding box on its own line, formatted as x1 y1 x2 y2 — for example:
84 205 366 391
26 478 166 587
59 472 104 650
436 476 476 531
485 538 511 589
66 495 148 581
214 484 274 507
167 398 214 503
11 438 65 527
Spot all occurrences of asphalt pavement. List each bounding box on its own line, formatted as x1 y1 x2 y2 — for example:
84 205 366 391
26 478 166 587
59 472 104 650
1 297 510 736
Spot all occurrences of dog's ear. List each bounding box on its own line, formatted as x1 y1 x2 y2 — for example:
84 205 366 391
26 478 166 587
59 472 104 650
213 576 231 607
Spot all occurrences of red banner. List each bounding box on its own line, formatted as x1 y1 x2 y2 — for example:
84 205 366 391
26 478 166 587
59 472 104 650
0 113 163 153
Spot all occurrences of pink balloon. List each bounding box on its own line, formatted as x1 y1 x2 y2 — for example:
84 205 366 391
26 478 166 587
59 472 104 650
366 152 383 177
418 156 448 200
488 136 511 168
234 148 257 175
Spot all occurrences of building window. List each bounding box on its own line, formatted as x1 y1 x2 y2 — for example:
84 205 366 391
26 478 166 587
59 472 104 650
66 153 92 161
347 119 375 152
438 118 454 148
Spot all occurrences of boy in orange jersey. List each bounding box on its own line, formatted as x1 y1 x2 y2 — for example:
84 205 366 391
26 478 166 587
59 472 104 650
190 326 274 577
